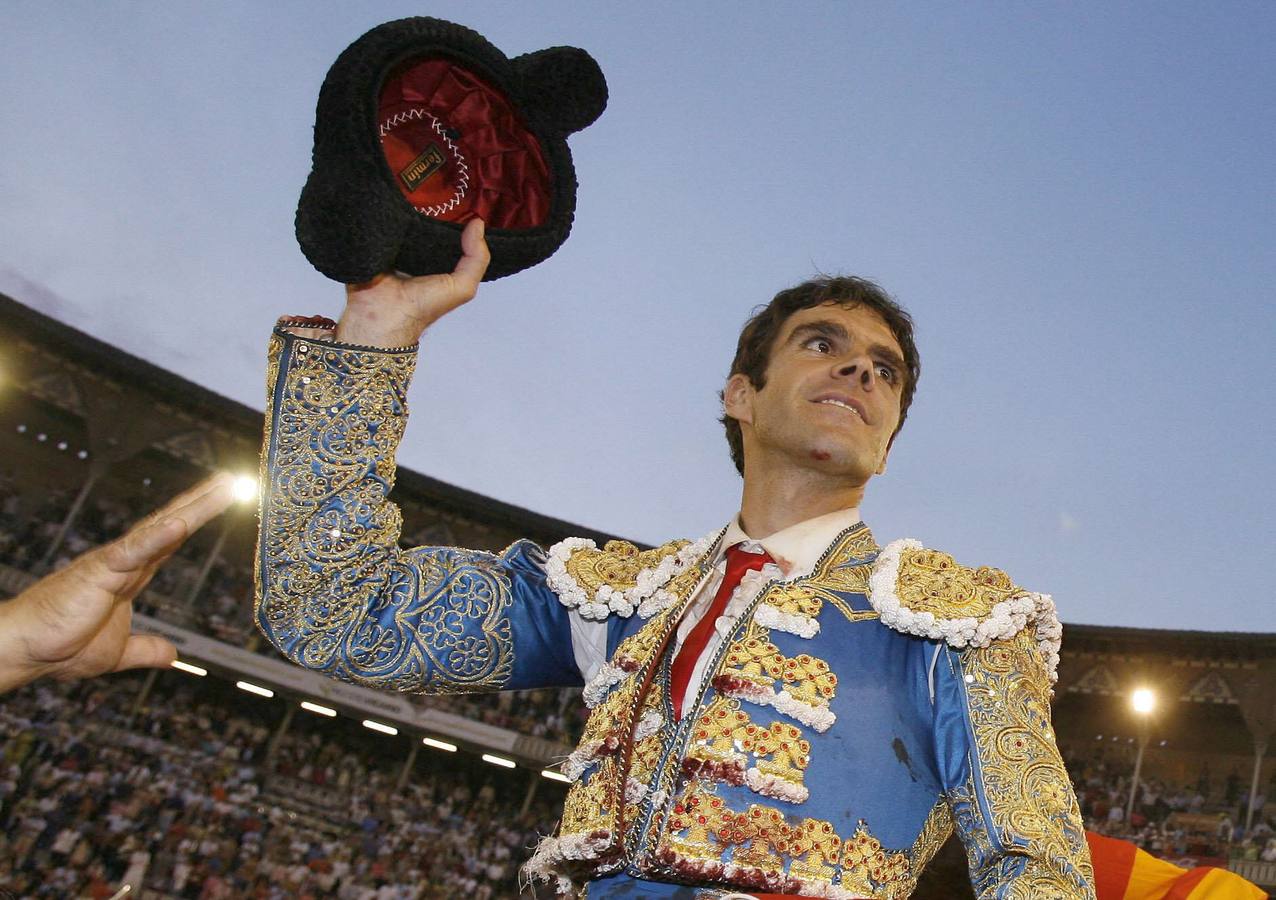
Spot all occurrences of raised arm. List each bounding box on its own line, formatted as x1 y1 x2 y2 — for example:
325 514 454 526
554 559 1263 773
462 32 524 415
255 219 581 694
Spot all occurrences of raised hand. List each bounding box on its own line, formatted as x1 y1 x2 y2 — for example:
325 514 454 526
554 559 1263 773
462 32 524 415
336 217 490 348
0 473 237 692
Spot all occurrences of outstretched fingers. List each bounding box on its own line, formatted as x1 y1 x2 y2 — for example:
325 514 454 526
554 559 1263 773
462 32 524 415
102 473 237 577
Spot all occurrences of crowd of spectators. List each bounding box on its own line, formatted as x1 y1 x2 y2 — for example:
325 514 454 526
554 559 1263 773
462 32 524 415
0 471 588 748
1 672 563 898
1065 748 1276 865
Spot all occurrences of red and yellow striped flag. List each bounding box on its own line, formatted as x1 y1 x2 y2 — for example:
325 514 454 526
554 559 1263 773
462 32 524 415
1087 831 1268 899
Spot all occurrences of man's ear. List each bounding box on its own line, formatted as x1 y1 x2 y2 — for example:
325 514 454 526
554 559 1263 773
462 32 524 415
876 433 897 475
722 373 755 426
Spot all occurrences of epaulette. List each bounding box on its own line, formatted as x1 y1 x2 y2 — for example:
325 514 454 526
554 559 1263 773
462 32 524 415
868 539 1062 681
545 533 716 620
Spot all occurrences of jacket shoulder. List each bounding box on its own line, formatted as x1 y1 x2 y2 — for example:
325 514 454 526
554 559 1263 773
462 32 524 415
545 534 713 620
868 539 1063 681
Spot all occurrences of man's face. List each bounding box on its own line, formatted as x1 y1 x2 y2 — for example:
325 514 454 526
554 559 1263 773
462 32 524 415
724 302 906 482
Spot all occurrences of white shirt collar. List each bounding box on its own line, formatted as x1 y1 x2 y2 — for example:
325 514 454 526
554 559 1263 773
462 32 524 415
719 506 863 578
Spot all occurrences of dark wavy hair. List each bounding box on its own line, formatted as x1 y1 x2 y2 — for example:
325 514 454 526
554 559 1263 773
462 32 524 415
720 276 921 475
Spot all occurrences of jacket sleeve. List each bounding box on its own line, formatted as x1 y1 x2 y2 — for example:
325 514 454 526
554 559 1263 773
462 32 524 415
254 327 582 694
933 630 1096 900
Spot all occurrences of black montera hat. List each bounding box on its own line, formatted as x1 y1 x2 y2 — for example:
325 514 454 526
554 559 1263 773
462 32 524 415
296 17 607 283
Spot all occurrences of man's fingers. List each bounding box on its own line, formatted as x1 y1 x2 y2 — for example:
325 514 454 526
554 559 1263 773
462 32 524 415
104 473 236 575
111 634 177 674
152 471 237 531
101 516 187 578
451 218 490 295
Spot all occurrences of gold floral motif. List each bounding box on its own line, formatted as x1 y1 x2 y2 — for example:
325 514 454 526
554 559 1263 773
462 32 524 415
743 721 809 783
756 582 825 620
961 630 1096 897
683 698 810 798
787 818 842 883
716 637 838 722
685 697 750 777
256 333 515 693
840 822 913 894
778 654 837 708
564 538 691 601
720 637 787 688
895 547 1021 619
662 786 729 862
658 785 919 898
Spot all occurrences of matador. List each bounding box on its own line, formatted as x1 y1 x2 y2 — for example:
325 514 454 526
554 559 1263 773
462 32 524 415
255 222 1096 899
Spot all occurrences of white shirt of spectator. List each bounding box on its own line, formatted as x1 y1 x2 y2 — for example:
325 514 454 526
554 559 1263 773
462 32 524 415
569 506 861 718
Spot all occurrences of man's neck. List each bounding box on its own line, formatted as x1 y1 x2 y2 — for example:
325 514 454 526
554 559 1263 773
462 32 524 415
737 464 867 538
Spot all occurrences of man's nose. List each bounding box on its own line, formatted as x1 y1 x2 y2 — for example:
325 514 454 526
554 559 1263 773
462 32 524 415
835 359 875 387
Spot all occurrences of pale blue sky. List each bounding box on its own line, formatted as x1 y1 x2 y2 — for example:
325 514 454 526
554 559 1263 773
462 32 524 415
1 2 1272 631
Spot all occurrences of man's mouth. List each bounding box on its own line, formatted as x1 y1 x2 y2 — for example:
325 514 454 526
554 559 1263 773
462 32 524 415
815 397 865 421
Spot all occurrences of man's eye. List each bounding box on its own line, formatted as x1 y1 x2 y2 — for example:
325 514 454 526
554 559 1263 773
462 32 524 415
876 364 896 382
805 337 833 353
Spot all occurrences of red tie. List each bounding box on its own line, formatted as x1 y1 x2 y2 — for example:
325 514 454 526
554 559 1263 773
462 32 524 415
669 543 773 719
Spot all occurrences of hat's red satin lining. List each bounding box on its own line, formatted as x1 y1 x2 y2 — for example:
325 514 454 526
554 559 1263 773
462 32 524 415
378 58 551 228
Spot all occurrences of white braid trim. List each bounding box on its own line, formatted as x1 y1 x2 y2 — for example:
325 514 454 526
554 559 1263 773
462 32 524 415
772 690 837 732
522 830 615 890
581 663 628 708
744 767 810 804
754 602 820 638
633 708 664 742
544 536 596 612
561 742 603 782
624 776 650 805
869 538 1063 682
546 533 716 620
714 677 837 733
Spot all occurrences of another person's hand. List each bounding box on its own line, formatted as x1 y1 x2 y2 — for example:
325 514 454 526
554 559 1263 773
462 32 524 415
336 217 490 348
0 473 236 693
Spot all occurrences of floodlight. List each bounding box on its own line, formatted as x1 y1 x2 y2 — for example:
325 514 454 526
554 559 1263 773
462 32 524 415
1131 687 1156 714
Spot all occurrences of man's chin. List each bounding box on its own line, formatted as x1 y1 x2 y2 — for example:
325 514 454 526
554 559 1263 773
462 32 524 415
800 447 876 478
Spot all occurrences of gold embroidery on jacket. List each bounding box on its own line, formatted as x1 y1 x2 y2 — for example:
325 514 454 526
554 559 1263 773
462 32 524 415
908 800 954 877
894 546 1020 618
684 697 750 783
657 785 919 898
681 697 811 805
256 334 515 693
561 756 617 836
962 631 1096 898
714 636 839 727
756 581 825 620
823 591 880 623
556 562 706 869
758 530 878 626
565 538 691 600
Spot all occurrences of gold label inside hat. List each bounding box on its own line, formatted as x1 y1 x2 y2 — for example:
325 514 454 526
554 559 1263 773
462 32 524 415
399 143 446 192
